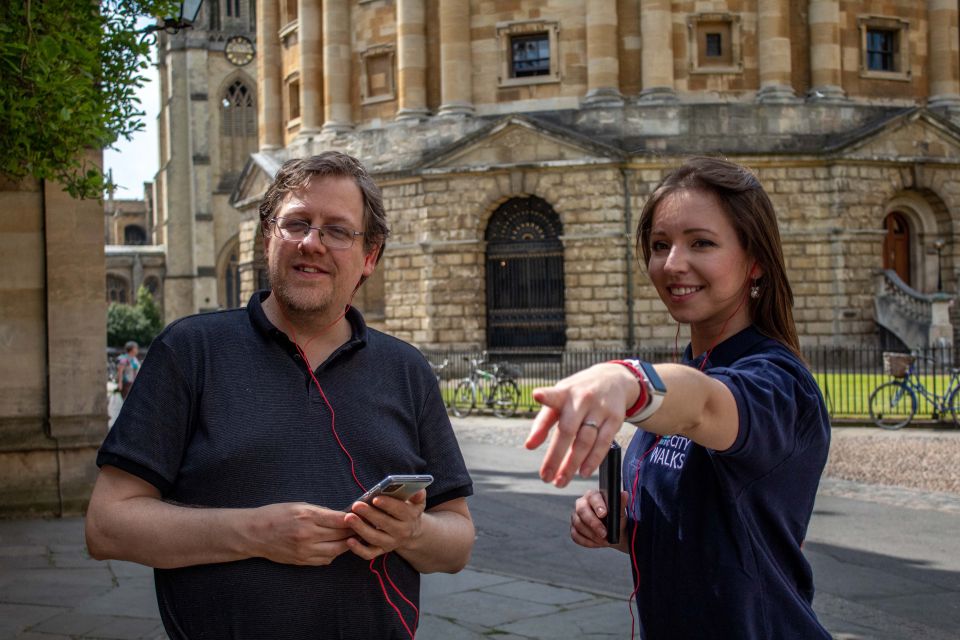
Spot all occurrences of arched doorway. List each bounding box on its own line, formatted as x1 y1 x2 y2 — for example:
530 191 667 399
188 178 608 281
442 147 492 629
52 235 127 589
485 196 565 350
883 211 911 285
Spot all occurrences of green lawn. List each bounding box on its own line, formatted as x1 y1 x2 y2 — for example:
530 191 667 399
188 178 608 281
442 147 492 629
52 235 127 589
815 372 958 419
441 372 960 422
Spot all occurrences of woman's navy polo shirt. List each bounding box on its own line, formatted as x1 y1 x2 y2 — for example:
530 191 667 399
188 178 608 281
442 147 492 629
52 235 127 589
623 326 831 639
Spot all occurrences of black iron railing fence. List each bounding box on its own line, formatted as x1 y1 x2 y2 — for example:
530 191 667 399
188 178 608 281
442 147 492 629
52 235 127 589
423 344 960 422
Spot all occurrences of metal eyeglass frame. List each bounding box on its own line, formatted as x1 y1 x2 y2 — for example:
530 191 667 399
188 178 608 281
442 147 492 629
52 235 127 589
268 216 364 250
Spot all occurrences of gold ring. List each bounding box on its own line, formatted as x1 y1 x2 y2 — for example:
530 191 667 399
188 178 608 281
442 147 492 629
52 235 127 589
581 421 599 430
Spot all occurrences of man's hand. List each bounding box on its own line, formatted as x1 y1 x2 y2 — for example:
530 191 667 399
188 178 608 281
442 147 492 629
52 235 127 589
245 502 355 566
343 490 427 560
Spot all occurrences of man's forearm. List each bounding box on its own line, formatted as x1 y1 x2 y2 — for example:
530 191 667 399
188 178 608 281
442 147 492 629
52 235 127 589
396 506 474 573
86 495 252 569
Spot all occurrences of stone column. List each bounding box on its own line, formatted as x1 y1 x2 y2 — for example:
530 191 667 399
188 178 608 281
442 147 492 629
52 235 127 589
639 0 676 101
438 0 474 116
42 149 108 514
584 0 623 106
756 0 796 103
161 42 197 323
256 0 283 149
808 0 845 101
396 0 428 120
322 0 352 132
928 0 960 111
298 0 323 134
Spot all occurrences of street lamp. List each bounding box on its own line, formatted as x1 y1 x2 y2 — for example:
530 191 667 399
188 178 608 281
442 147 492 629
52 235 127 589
140 0 204 36
934 238 947 292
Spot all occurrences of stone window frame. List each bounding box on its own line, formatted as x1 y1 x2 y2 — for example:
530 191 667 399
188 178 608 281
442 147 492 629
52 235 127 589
686 13 743 75
496 20 561 88
360 44 397 105
284 72 301 129
858 15 911 82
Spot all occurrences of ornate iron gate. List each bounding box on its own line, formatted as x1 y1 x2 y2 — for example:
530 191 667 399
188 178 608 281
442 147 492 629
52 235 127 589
485 197 566 349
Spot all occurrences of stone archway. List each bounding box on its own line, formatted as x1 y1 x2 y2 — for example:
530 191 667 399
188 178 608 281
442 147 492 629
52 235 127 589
484 196 565 350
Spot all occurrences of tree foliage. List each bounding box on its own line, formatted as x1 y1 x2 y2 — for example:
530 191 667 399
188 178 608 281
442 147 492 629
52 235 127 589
107 285 164 348
0 0 179 199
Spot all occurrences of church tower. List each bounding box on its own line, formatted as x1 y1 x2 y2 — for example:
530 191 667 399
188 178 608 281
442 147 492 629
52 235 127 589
155 0 259 321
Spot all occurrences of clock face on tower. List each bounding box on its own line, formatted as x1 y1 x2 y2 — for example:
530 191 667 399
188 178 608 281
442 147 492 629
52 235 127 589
225 35 255 66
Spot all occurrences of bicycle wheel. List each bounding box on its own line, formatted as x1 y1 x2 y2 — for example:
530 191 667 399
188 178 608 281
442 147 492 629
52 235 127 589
868 381 917 430
490 380 520 418
948 388 960 428
451 381 475 418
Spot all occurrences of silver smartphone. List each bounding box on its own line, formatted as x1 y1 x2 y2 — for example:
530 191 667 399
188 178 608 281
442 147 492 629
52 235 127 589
356 474 434 504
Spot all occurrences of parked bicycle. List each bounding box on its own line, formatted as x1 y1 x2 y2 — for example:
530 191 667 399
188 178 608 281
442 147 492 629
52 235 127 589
450 354 521 418
868 351 960 429
429 358 449 383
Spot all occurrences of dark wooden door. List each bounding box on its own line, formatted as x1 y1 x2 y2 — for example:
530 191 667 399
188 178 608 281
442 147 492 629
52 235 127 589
883 211 911 285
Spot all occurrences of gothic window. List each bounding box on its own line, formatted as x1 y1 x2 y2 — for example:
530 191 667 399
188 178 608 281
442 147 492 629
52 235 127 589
123 224 147 245
106 274 130 304
223 247 241 308
220 79 257 181
225 0 241 18
207 0 220 30
485 197 565 351
142 276 160 298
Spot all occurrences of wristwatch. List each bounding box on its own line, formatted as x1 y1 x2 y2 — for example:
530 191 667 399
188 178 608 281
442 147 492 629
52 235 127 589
611 359 667 423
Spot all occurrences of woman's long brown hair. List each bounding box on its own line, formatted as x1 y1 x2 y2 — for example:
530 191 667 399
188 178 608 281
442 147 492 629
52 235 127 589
636 157 801 358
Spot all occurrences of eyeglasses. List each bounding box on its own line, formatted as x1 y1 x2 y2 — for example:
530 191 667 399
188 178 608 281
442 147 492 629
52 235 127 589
268 217 364 250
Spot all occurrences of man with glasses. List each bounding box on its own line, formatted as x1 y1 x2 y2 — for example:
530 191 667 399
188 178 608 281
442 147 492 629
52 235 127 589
85 151 475 639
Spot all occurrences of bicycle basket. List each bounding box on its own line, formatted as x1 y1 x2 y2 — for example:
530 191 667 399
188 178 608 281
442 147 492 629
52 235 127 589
882 352 914 378
498 363 523 379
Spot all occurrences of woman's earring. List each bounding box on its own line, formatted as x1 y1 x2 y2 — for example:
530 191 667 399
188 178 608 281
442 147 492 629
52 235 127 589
750 280 760 299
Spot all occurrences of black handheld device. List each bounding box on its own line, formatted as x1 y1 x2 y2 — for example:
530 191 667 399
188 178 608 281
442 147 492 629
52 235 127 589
599 442 622 544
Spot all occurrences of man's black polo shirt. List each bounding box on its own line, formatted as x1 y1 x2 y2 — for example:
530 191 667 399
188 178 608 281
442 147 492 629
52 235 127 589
98 291 473 639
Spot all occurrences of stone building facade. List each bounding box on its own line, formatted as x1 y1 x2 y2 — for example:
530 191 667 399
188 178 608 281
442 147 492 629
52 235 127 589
231 0 960 352
104 190 167 313
0 153 106 516
153 0 260 322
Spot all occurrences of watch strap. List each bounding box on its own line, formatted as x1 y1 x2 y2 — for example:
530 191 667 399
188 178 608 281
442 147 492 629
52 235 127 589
610 359 650 418
611 359 666 423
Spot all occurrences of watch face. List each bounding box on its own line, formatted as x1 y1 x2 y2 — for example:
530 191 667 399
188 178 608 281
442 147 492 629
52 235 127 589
225 35 255 66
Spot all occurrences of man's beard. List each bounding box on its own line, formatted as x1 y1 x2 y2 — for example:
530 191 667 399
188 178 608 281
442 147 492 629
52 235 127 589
268 263 335 319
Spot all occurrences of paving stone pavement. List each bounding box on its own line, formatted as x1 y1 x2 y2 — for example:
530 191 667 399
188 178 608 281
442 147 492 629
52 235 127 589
1 420 957 639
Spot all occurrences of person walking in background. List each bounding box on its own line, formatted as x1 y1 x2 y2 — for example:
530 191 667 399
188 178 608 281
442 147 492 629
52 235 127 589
85 151 475 639
525 157 832 639
115 341 140 400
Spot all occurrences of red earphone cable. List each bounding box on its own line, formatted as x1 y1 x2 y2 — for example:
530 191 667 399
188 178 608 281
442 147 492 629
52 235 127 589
276 299 418 639
625 273 753 636
369 556 417 640
625 434 662 639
